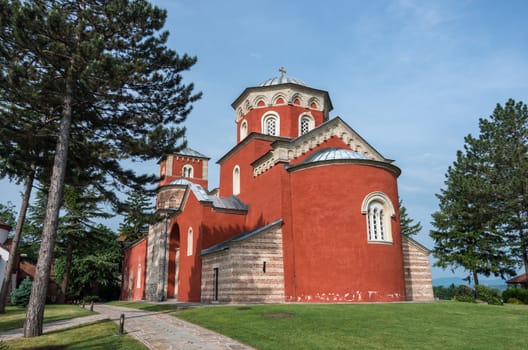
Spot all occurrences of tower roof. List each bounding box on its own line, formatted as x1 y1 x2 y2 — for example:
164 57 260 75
259 67 307 87
175 147 210 159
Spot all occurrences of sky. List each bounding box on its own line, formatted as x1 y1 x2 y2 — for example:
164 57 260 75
2 0 528 280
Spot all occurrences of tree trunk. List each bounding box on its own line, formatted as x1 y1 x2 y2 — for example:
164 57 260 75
472 271 479 286
0 161 36 313
23 78 73 337
58 241 73 304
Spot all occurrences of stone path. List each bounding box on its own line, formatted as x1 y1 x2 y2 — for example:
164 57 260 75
1 304 255 350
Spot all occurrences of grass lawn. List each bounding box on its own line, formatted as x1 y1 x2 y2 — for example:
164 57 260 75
174 302 528 350
0 305 94 331
106 300 183 312
5 320 147 350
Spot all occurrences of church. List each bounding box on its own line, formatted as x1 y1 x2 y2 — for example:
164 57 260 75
120 69 434 303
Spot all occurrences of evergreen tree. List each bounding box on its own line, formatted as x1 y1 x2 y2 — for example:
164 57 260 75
477 99 528 280
0 202 16 228
430 111 518 285
119 190 153 241
399 200 422 237
0 0 200 336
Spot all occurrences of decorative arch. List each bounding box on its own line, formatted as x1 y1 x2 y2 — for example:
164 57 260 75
262 112 280 136
233 165 240 195
361 192 395 243
308 97 320 110
272 93 287 105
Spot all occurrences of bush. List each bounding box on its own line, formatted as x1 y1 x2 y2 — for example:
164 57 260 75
433 284 457 300
502 288 528 304
454 285 474 297
475 285 500 303
454 294 476 303
83 295 100 303
10 277 32 307
506 297 523 305
487 296 503 306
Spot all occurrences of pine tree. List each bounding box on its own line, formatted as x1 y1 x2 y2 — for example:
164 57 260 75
430 136 516 285
399 200 422 237
0 0 200 336
477 99 528 280
119 190 153 241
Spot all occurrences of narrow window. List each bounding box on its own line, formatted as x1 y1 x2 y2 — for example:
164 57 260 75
233 166 240 195
213 267 219 301
362 192 394 243
182 164 193 178
187 227 193 256
299 115 314 136
262 114 280 136
263 261 267 273
136 264 142 288
240 120 248 140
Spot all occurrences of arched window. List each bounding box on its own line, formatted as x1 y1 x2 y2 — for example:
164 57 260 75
233 165 240 195
262 114 280 136
361 192 395 243
299 115 314 136
240 120 248 140
182 164 193 178
187 227 193 256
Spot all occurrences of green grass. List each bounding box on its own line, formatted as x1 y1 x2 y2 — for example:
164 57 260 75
0 305 94 331
174 302 528 350
5 320 147 349
106 300 183 312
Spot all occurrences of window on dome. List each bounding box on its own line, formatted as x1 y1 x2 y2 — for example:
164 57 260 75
233 166 240 195
263 115 279 136
299 115 314 136
182 164 193 178
361 192 394 244
187 227 193 256
240 120 248 140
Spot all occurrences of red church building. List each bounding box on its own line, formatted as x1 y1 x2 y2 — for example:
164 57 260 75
121 70 434 303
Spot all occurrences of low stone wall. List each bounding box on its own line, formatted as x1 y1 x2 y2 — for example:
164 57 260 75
201 224 284 303
402 236 434 301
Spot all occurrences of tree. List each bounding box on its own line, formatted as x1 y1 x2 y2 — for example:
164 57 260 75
0 202 16 228
430 102 522 285
0 0 200 336
119 190 153 241
54 224 121 301
477 99 528 280
399 200 422 237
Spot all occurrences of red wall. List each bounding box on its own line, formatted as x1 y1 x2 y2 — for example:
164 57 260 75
120 238 148 301
287 162 406 302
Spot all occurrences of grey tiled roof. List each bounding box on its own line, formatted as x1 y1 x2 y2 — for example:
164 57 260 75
201 219 283 256
176 147 209 159
168 179 248 211
301 147 370 164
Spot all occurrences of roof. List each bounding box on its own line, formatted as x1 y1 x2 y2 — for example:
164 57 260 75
175 147 210 159
201 219 283 256
506 273 527 284
168 179 248 211
301 147 370 165
0 221 11 230
259 68 307 87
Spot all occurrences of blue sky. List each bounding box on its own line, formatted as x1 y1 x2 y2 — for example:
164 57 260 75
2 0 528 280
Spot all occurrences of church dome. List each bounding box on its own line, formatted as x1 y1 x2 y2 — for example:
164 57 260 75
302 147 369 164
259 67 307 87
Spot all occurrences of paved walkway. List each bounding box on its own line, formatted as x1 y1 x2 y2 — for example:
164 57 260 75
1 304 255 350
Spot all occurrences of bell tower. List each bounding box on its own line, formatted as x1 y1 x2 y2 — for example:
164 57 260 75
159 147 210 189
231 68 333 143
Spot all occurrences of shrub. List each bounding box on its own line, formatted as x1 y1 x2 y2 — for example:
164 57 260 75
10 277 32 307
83 295 100 303
502 288 528 304
0 340 10 350
454 285 474 297
475 285 500 303
487 296 503 306
506 297 523 305
433 284 457 300
454 294 476 303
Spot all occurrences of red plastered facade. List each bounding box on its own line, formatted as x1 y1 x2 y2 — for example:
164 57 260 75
122 72 413 303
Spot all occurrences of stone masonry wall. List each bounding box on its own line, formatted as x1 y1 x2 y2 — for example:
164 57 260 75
145 221 166 301
202 225 284 303
402 236 434 301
